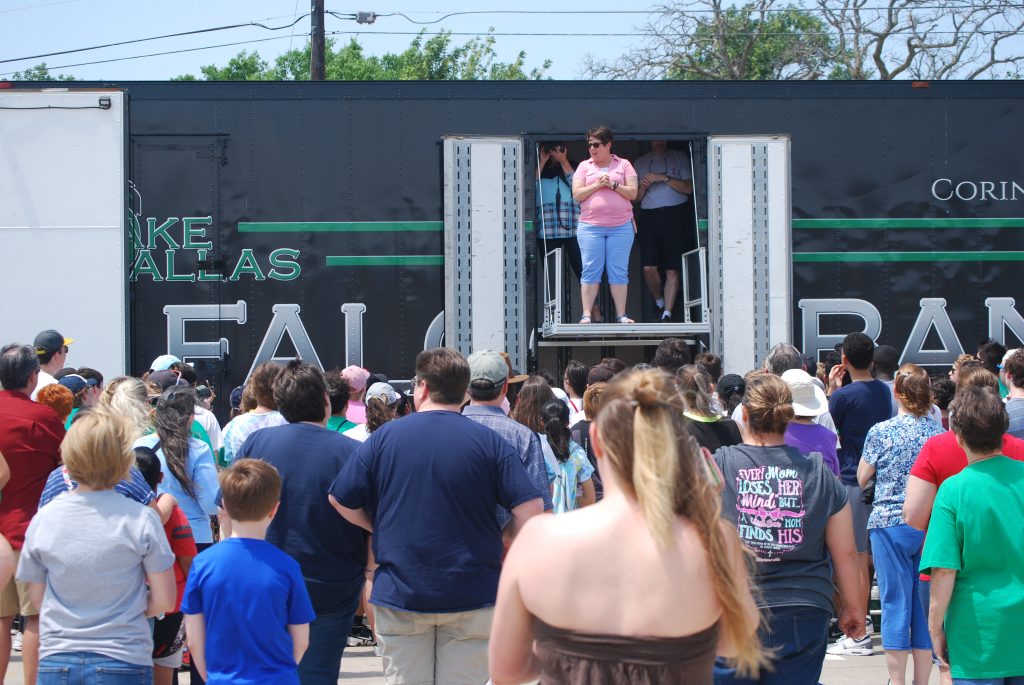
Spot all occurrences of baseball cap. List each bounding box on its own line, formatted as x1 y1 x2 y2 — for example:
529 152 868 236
342 366 371 392
34 329 73 356
781 368 828 417
58 373 95 395
716 374 746 400
150 354 181 372
468 350 509 386
366 382 399 405
149 369 188 392
229 385 244 410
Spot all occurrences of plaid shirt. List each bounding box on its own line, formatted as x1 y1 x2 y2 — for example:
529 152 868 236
462 404 554 528
536 174 580 240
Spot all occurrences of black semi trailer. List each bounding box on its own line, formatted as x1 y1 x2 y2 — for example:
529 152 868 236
3 80 1024 415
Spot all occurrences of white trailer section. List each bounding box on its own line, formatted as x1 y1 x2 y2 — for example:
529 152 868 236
708 135 793 373
0 89 128 378
443 136 528 371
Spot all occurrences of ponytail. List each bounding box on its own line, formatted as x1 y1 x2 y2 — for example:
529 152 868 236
540 399 571 463
596 369 767 678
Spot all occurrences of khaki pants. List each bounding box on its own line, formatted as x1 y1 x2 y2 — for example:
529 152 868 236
0 551 38 617
374 605 493 685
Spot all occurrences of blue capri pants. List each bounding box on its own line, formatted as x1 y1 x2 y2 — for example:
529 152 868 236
870 524 931 651
577 221 634 285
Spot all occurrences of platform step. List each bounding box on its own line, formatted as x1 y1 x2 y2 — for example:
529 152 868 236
541 321 710 342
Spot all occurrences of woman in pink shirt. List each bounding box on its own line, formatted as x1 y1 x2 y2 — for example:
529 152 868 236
572 126 639 324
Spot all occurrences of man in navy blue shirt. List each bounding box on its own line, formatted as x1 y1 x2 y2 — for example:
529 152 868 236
827 332 893 655
239 360 368 685
329 348 543 685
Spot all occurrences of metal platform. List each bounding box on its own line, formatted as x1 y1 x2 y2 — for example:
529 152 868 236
540 246 711 345
539 322 710 346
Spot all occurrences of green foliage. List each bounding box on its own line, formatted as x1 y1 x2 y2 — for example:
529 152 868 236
9 63 76 81
669 6 840 80
178 31 551 81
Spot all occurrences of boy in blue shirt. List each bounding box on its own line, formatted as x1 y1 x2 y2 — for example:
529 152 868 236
181 459 316 684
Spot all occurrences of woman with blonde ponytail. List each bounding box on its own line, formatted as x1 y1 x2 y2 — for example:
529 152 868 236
713 372 865 685
489 369 764 684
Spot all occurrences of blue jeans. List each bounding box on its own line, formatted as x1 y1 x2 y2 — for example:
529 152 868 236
714 606 830 685
871 525 931 651
38 652 151 685
953 679 1024 685
577 221 634 285
297 588 362 685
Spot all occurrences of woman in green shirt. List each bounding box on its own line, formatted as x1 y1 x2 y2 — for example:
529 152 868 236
324 369 358 434
921 385 1024 684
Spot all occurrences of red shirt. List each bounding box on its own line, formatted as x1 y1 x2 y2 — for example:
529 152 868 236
0 390 64 549
162 501 198 612
910 431 1024 486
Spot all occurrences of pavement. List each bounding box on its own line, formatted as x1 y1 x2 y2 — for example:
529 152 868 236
3 638 945 684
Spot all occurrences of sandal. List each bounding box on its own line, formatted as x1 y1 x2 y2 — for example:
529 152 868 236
579 315 593 324
617 315 635 324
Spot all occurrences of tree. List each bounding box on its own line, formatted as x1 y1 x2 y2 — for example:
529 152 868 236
586 1 842 80
813 0 1024 79
586 0 1024 80
9 63 76 81
177 31 551 81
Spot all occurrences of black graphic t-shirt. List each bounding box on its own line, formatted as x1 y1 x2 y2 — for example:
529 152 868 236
714 443 847 612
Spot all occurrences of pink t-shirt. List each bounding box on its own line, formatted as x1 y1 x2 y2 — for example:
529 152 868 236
576 156 636 227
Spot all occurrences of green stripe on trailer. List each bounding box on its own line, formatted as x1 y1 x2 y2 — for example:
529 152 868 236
793 251 1024 263
792 218 1024 229
239 221 443 233
325 255 444 266
698 218 1024 231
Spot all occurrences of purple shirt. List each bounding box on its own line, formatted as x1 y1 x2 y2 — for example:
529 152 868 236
785 422 840 476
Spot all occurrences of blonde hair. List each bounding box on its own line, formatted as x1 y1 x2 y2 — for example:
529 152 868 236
743 372 794 436
99 376 153 438
595 370 765 676
894 363 931 417
62 408 134 488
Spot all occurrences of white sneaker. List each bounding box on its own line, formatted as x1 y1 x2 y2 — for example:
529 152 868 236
826 633 873 656
11 631 22 652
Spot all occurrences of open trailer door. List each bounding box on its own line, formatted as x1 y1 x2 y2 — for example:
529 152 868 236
0 89 129 377
707 135 792 373
442 136 528 371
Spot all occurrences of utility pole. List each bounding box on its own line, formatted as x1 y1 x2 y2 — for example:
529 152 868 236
310 0 325 80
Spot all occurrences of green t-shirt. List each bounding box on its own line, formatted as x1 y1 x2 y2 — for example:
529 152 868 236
326 416 358 434
920 455 1024 679
64 407 80 431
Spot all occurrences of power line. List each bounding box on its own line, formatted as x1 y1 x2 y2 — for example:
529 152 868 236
0 15 310 65
0 35 305 77
365 5 1024 19
0 0 81 15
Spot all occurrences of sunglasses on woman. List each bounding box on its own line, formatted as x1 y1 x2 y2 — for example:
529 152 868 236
586 142 603 149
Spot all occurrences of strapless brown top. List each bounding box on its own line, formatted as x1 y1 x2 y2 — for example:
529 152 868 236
532 618 719 685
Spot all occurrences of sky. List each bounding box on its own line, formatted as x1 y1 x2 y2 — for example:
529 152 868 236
0 1 656 80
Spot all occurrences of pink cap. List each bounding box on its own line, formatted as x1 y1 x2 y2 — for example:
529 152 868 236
341 365 371 392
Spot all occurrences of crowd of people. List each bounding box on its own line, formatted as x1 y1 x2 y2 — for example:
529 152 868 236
0 326 1022 684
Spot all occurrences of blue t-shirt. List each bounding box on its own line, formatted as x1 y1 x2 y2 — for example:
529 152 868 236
181 538 316 685
239 422 368 614
828 379 894 485
329 410 540 613
38 465 155 509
